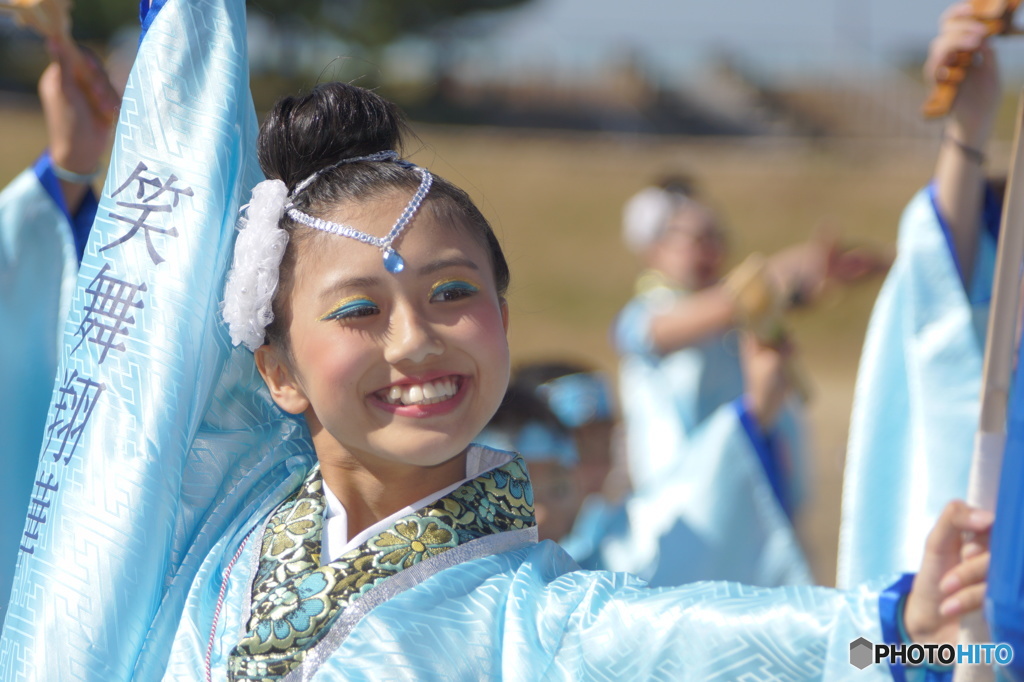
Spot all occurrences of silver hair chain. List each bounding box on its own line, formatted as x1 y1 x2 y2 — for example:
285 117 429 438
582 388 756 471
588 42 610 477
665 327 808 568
284 152 433 273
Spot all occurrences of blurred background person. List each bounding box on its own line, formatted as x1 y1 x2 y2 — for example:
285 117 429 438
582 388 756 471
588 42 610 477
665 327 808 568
477 383 583 543
513 362 620 500
614 177 887 585
513 357 812 586
614 180 813 584
512 361 625 567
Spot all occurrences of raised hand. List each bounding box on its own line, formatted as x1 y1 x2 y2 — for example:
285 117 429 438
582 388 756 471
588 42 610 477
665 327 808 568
904 500 994 645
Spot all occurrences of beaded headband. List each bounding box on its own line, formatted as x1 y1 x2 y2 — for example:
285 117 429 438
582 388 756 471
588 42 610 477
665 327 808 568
286 151 433 274
222 151 433 351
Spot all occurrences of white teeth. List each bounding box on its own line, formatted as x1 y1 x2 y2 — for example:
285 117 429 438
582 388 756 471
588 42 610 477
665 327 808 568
380 378 459 406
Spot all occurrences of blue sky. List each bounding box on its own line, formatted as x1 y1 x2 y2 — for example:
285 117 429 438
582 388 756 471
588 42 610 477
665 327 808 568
444 0 1024 82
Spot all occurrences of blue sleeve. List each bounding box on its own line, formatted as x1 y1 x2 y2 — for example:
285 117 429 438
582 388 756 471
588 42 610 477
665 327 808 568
926 179 1001 294
733 396 789 518
926 182 964 285
879 573 952 682
32 151 98 264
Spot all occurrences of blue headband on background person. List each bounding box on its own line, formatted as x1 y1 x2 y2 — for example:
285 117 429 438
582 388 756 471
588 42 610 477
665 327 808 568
536 373 614 429
477 422 578 467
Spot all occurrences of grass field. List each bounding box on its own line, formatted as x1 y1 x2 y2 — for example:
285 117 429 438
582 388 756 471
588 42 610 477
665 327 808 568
0 98 971 585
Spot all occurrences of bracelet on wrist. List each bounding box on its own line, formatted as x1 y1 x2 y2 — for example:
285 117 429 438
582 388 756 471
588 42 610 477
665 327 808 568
51 160 100 184
944 135 986 165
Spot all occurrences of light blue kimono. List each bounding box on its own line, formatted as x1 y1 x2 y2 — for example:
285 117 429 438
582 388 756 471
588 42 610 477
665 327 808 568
561 402 811 587
612 281 811 586
0 155 96 614
0 0 928 680
837 186 996 589
163 457 901 682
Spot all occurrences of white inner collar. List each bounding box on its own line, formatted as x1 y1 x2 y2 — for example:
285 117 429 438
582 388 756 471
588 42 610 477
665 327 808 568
321 444 511 564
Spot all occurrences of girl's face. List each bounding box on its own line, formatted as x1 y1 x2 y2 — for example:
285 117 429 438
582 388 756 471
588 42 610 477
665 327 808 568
646 202 726 291
257 192 510 477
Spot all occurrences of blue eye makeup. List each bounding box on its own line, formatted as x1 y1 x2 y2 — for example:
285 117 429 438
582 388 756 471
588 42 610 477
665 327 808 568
319 296 379 322
429 278 480 303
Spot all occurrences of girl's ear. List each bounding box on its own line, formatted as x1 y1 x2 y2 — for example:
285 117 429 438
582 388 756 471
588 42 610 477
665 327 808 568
499 297 510 334
254 345 310 415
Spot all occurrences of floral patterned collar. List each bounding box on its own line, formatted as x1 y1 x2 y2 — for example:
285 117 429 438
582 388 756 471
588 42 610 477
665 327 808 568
227 450 535 681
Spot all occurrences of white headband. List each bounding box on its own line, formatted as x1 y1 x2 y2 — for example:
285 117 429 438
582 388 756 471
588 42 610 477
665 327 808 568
621 186 694 253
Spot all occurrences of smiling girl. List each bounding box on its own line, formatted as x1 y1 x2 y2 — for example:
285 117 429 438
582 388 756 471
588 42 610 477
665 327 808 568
247 108 514 543
191 81 991 681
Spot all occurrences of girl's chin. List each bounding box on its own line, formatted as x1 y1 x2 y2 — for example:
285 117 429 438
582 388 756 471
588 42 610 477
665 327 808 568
370 436 475 471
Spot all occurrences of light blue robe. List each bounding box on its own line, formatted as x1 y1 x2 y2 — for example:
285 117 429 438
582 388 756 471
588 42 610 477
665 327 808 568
0 161 92 614
837 186 996 589
612 281 811 586
0 1 926 680
562 400 811 587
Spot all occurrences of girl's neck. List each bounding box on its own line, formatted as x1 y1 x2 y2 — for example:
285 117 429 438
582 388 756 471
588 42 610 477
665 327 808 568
314 443 469 539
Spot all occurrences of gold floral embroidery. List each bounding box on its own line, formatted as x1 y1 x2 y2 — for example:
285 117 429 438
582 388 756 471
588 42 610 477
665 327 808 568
370 519 456 569
228 453 535 682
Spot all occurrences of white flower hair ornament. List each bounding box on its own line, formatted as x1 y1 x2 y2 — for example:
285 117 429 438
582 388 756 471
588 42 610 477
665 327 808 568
222 179 290 352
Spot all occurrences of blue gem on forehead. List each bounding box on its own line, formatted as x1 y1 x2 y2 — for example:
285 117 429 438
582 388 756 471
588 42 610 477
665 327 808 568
383 247 405 273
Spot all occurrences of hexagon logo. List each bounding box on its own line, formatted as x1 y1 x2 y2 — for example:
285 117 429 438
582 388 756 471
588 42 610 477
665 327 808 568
849 637 874 670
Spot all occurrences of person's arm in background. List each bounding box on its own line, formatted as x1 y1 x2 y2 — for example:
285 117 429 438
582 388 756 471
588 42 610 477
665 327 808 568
928 2 1001 286
34 37 119 258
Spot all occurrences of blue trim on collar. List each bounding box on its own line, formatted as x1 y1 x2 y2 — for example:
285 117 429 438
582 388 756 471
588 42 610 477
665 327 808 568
33 151 97 264
927 181 964 285
733 397 789 518
139 0 169 43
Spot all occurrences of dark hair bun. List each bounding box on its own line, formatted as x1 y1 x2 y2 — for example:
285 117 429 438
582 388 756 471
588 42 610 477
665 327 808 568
257 82 408 190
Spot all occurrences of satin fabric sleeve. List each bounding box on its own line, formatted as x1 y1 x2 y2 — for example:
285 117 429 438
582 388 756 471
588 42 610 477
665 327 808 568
549 573 892 681
614 288 809 588
314 541 908 681
837 187 995 588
